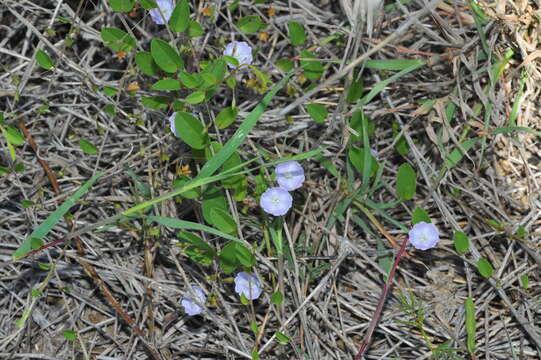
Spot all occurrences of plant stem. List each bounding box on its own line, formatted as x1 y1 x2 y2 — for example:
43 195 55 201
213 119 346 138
354 235 410 359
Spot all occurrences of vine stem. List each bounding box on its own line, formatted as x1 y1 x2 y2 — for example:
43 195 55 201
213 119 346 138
354 235 410 359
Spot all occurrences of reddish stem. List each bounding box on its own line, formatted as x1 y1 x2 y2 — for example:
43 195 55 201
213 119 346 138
354 236 410 359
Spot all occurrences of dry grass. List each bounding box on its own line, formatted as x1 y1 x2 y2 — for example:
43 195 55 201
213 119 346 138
0 0 540 359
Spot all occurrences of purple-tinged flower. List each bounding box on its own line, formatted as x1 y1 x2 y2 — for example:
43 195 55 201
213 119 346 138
276 161 305 191
409 222 440 250
180 286 206 316
260 187 293 216
150 0 175 25
168 112 179 137
234 272 262 300
223 41 253 69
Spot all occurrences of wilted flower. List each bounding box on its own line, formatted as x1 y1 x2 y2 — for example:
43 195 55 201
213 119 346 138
180 285 206 316
260 187 292 216
276 161 305 191
150 0 175 25
223 41 253 69
234 272 262 300
409 221 440 250
168 112 179 137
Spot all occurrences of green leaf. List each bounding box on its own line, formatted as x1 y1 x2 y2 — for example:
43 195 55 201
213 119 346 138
235 243 255 267
412 207 431 224
30 237 44 250
135 51 160 76
63 330 77 341
185 91 205 104
237 15 266 34
396 163 416 200
13 172 102 260
215 106 238 129
346 77 364 103
349 111 374 143
177 231 216 265
288 21 306 46
300 50 324 80
365 59 424 71
4 125 25 146
276 58 294 72
151 38 183 73
219 241 239 274
102 86 118 96
520 274 529 289
22 200 35 209
188 20 204 37
465 297 476 355
0 166 9 175
445 137 479 169
140 0 157 9
169 0 190 32
79 139 98 154
180 72 200 88
453 231 469 254
250 321 259 335
348 146 378 178
151 78 181 91
221 152 244 188
223 55 239 68
202 186 228 224
141 96 169 110
109 0 134 12
100 27 136 52
270 291 284 305
172 176 199 199
275 331 290 344
35 50 54 70
210 207 237 234
306 103 327 124
174 112 208 149
476 258 493 278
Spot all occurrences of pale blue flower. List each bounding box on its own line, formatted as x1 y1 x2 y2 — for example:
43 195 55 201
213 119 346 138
181 285 206 316
150 0 175 25
234 272 262 300
409 222 440 250
260 187 292 216
223 41 253 69
168 112 178 137
276 161 305 191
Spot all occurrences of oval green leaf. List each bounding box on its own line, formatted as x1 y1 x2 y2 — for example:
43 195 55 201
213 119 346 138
79 139 98 154
396 163 417 201
101 27 136 52
412 206 431 224
169 0 190 32
151 78 181 91
476 258 493 278
174 112 207 149
306 103 327 124
215 106 238 129
35 50 54 70
185 91 205 104
151 38 183 73
453 231 469 254
288 21 306 46
135 51 159 76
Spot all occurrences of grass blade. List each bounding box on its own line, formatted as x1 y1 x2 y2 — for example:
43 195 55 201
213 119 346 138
12 172 102 260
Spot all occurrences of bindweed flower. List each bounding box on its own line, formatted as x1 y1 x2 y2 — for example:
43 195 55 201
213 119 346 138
180 285 206 316
168 112 179 137
234 272 262 300
409 222 440 250
260 187 292 216
275 161 305 191
150 0 175 25
223 41 253 69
